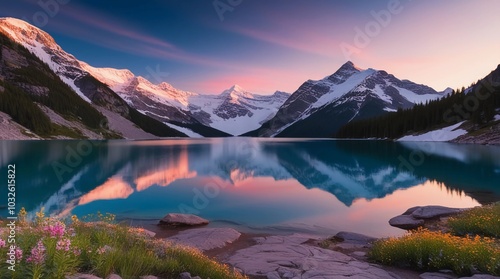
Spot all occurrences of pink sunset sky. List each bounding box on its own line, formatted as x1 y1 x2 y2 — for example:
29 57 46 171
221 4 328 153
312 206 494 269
2 0 500 94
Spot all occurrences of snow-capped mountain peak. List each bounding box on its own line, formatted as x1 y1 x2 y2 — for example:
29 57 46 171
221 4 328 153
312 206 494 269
0 17 60 51
249 61 444 137
79 62 135 91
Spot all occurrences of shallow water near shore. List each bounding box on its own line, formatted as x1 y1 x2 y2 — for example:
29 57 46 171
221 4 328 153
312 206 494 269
1 138 499 237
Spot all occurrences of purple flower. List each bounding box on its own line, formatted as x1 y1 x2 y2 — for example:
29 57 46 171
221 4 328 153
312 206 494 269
26 241 45 265
73 248 81 256
56 238 71 251
43 221 65 238
0 239 6 248
15 247 23 262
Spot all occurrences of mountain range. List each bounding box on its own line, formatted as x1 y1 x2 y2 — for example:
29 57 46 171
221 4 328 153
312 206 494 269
0 17 497 141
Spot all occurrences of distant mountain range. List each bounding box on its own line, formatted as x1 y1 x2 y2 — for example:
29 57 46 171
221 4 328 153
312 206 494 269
0 17 498 141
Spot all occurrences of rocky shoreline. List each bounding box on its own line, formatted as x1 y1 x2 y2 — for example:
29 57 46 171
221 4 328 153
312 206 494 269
137 210 498 279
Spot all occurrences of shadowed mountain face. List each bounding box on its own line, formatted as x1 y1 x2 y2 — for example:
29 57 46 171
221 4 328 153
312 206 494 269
1 139 498 217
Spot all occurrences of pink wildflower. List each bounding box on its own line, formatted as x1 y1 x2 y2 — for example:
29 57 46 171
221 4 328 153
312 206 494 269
43 221 65 238
26 240 45 265
0 239 6 248
15 247 23 261
56 238 71 251
96 247 106 255
73 248 81 256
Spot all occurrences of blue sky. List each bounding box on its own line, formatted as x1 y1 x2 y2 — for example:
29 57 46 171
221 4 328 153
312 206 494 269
2 0 500 94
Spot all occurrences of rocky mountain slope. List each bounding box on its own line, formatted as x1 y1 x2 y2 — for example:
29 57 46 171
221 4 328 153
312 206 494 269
0 17 187 139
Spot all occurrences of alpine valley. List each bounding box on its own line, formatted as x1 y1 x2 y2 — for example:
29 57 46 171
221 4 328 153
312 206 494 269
0 17 499 143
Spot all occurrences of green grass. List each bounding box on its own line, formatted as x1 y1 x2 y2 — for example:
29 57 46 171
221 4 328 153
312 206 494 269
448 203 500 237
369 229 500 276
370 204 500 276
0 209 247 279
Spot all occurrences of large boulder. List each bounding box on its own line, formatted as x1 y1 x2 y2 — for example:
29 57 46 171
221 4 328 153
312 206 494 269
411 206 462 219
389 215 425 230
389 205 466 230
158 213 209 227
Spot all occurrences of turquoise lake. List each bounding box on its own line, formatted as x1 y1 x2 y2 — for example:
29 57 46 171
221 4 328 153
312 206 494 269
1 138 499 237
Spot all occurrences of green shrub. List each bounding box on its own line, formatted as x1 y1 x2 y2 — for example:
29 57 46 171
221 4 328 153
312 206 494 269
448 203 500 237
369 228 500 276
0 209 247 279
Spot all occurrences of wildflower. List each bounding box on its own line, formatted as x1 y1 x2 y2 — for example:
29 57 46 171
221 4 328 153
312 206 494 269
43 221 65 238
0 238 6 248
56 238 71 251
73 248 81 256
27 241 45 264
15 247 23 261
96 247 106 255
71 215 79 223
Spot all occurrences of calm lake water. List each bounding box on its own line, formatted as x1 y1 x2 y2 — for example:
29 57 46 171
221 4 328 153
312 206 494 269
1 138 499 237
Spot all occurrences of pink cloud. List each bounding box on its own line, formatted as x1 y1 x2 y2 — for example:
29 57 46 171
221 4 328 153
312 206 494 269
191 67 311 94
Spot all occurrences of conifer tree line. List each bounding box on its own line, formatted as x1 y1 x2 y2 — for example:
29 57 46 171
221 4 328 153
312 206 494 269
0 80 52 134
336 76 500 139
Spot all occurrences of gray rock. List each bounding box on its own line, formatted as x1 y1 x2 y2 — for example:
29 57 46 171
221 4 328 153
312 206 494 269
143 229 156 238
420 272 458 279
226 234 398 278
389 215 425 230
106 275 122 279
351 251 367 257
168 228 241 251
411 206 462 219
158 213 209 227
334 231 377 245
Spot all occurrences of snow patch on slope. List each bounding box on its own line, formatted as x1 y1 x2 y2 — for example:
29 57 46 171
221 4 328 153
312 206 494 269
312 69 377 109
398 121 467 142
164 123 203 138
395 86 442 104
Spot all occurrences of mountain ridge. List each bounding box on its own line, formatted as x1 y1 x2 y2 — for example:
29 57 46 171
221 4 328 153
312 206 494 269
245 61 444 138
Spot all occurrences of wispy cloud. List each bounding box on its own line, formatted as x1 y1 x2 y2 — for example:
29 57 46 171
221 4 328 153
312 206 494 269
49 5 239 70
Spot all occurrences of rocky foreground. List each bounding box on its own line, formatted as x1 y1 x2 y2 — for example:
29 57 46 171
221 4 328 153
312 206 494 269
151 211 500 279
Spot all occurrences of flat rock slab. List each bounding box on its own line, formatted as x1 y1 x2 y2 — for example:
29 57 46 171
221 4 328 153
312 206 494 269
226 234 398 279
158 213 209 227
168 228 241 251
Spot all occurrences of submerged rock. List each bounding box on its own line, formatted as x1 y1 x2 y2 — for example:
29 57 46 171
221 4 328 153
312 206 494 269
158 213 209 227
